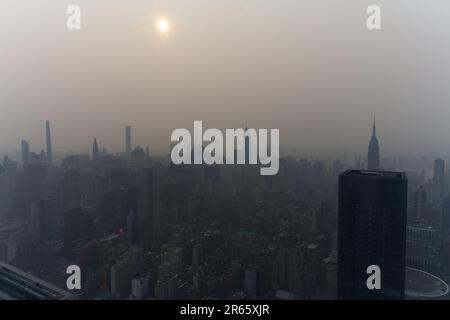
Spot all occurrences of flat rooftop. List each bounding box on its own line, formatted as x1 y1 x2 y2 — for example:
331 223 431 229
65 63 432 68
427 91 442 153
340 169 406 179
0 261 72 300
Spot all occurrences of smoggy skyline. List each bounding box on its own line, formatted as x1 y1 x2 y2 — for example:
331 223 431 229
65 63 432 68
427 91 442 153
2 0 450 158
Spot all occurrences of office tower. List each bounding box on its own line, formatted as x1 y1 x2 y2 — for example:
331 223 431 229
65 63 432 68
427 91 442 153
62 168 81 207
125 125 131 161
338 170 407 299
119 187 137 231
367 118 380 171
148 167 161 247
137 167 161 248
21 139 30 167
0 167 11 220
245 264 261 299
63 203 93 254
433 159 445 201
412 186 428 221
442 195 450 234
46 121 52 166
96 174 115 231
131 276 150 299
406 224 439 274
130 147 147 167
442 196 450 275
31 198 55 242
127 212 139 246
93 139 99 162
23 164 47 218
2 156 17 175
110 257 134 298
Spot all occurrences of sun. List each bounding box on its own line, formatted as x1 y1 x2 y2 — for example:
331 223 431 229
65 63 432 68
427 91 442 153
157 17 170 35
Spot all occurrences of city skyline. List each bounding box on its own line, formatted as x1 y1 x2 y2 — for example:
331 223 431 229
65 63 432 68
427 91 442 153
3 1 450 156
2 0 450 303
4 119 450 168
0 119 384 163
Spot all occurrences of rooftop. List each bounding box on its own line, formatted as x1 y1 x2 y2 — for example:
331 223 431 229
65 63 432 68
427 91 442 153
340 169 406 180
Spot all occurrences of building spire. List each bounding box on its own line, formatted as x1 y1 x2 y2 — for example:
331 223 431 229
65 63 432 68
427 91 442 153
372 115 376 137
93 138 99 162
367 115 380 171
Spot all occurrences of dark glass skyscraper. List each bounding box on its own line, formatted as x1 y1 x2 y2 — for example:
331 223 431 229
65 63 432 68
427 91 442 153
367 118 380 171
338 170 407 299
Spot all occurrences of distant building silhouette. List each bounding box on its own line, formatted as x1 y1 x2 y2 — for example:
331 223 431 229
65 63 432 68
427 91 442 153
93 138 99 162
126 125 132 162
338 170 407 299
21 139 30 167
137 167 161 249
31 197 55 243
412 185 428 221
442 195 450 234
367 118 380 171
46 121 52 166
433 159 445 201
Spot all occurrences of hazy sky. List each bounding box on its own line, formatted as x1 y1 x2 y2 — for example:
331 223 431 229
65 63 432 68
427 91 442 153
2 0 450 158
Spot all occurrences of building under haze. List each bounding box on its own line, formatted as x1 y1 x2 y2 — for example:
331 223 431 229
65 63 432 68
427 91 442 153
338 170 407 299
125 126 132 162
433 159 445 202
46 121 52 167
367 119 380 171
21 140 30 167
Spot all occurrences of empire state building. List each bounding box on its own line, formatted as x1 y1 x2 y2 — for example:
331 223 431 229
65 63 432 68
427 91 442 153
367 118 380 171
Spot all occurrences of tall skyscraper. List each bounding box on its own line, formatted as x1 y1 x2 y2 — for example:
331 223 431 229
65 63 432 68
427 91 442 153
125 125 131 161
31 197 55 242
0 167 11 220
93 138 99 162
338 170 407 299
367 118 380 171
412 185 427 221
137 167 161 249
433 159 445 201
46 121 52 166
21 139 30 167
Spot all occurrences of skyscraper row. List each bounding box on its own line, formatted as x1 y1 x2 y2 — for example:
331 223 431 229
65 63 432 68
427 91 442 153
20 121 53 168
20 123 137 167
